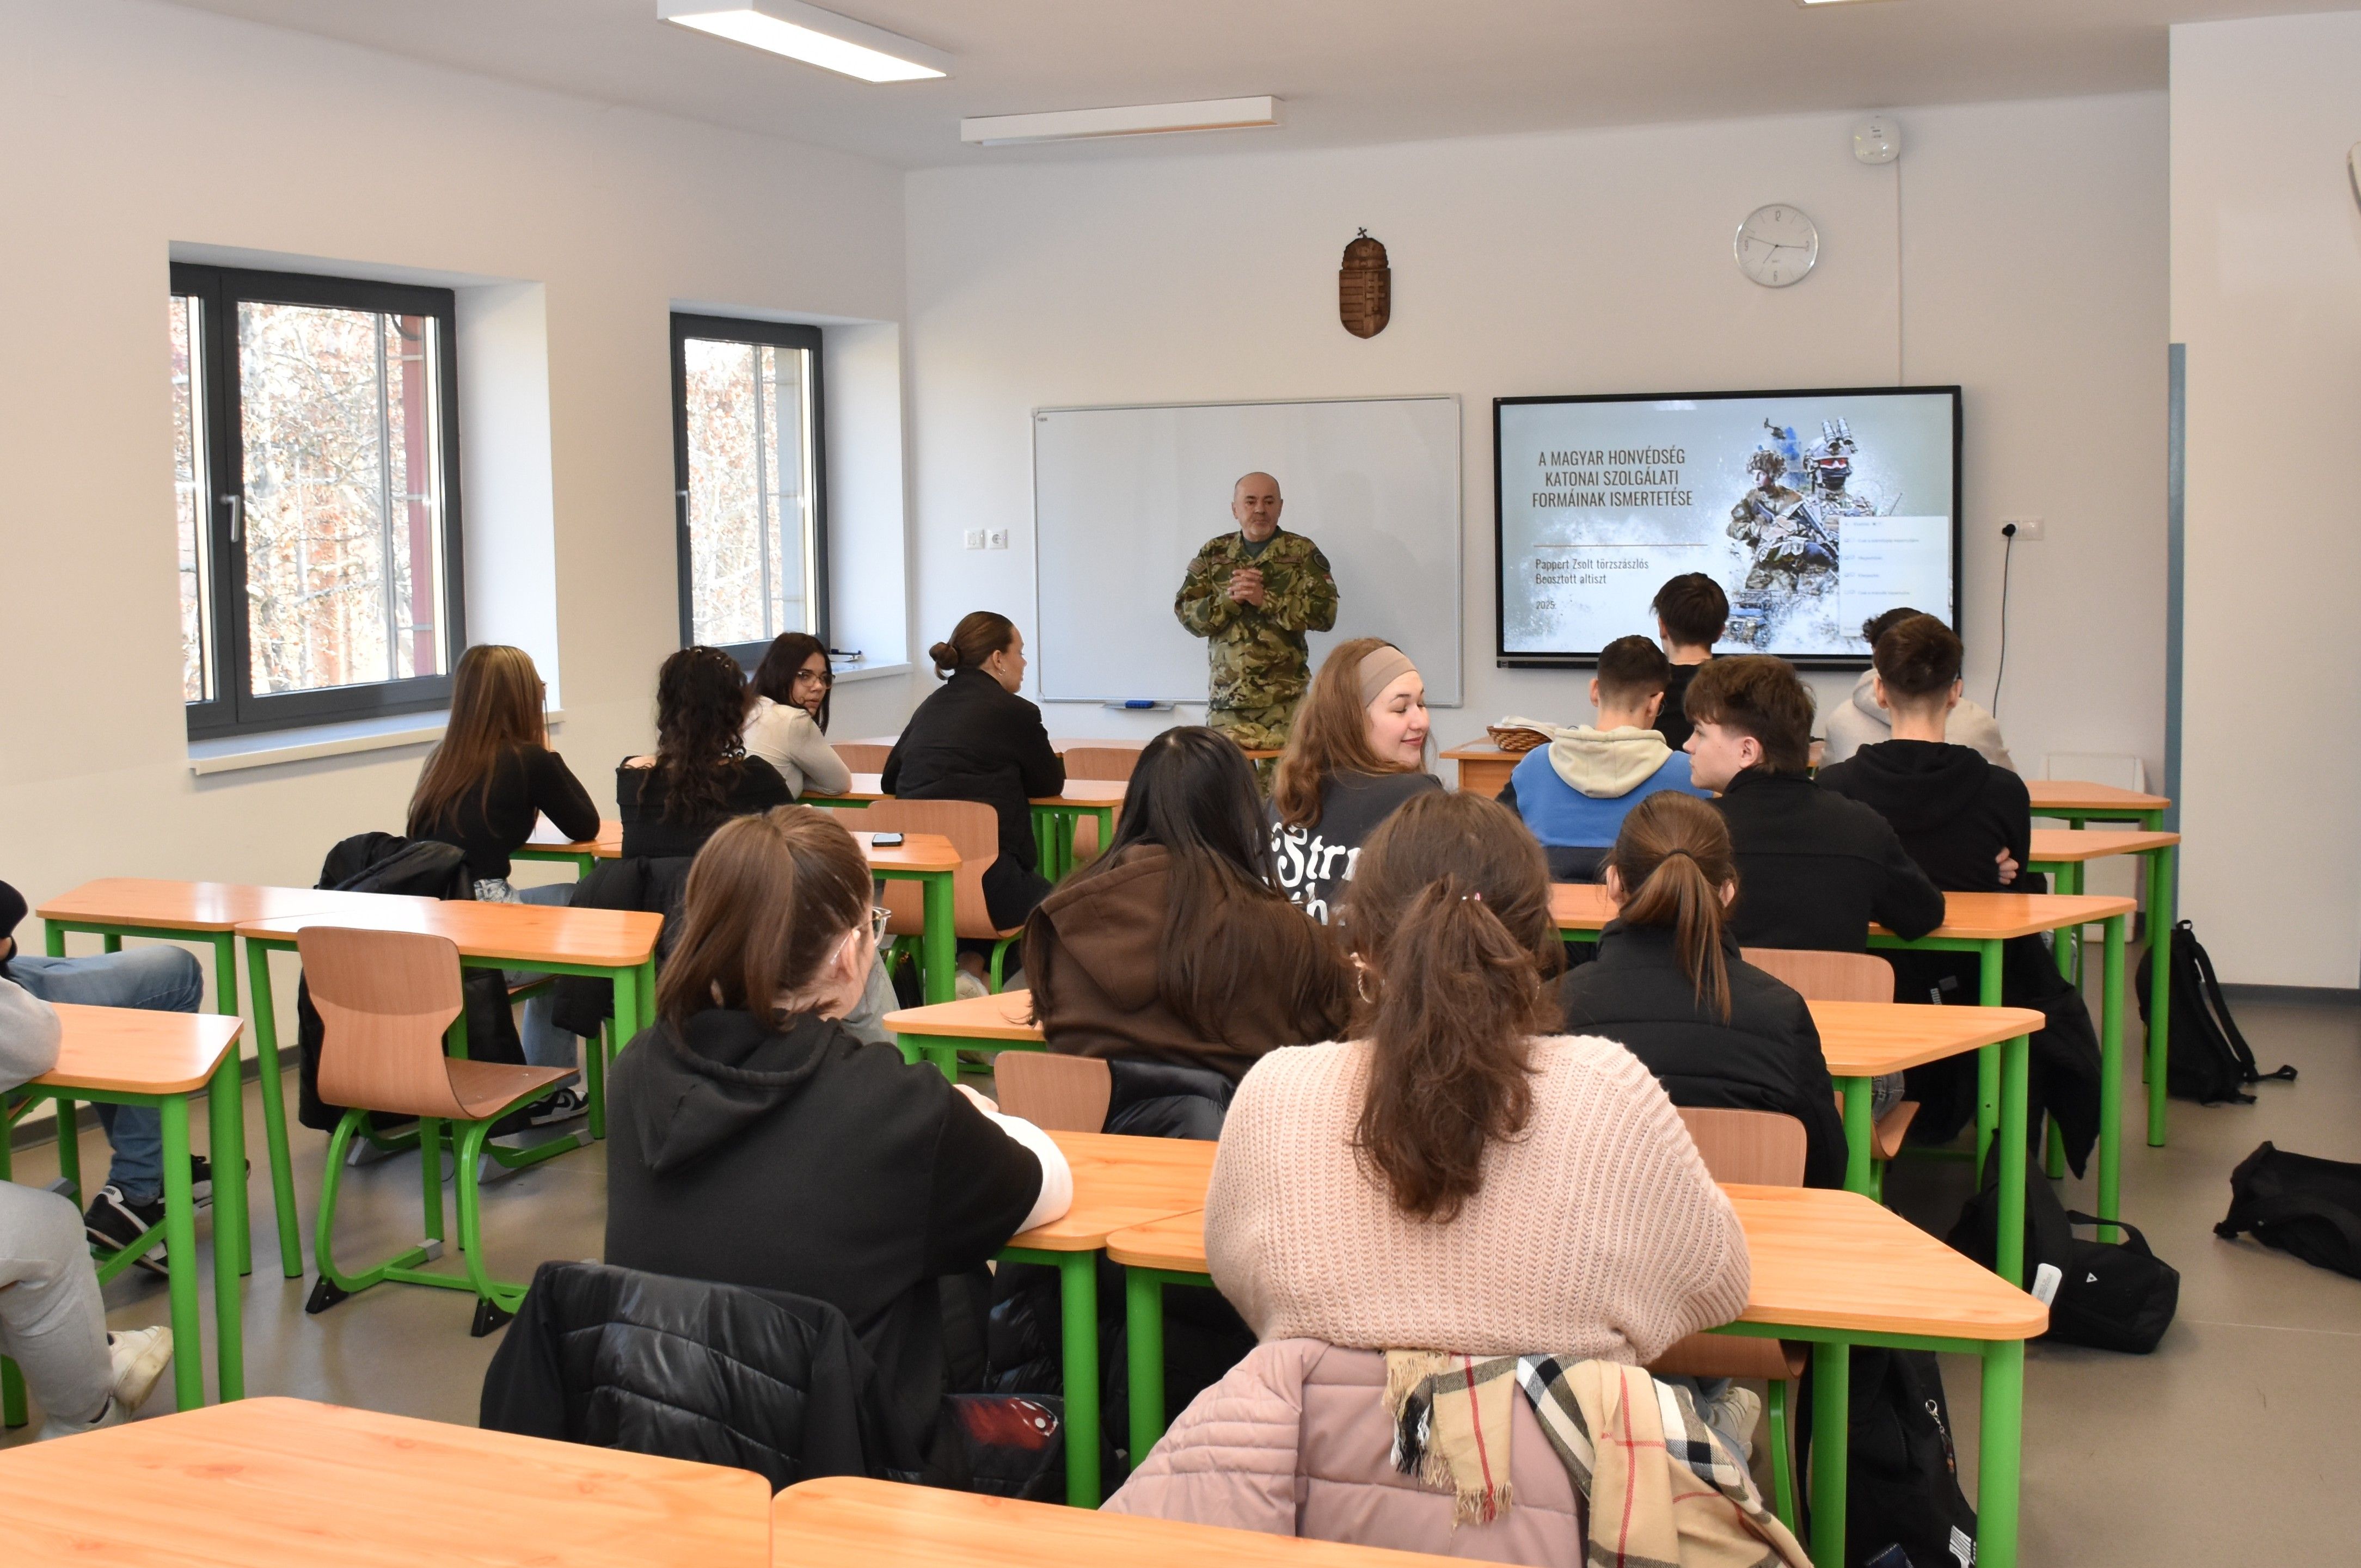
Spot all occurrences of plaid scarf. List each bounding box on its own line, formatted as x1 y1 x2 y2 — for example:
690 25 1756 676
1383 1351 1808 1568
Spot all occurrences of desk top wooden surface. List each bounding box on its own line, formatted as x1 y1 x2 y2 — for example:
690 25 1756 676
885 987 1039 1041
36 878 431 933
1008 1130 1217 1253
524 819 959 874
2027 828 2180 863
1034 778 1129 808
1437 744 1518 763
0 1397 771 1567
2025 779 2170 813
236 899 661 968
36 1003 244 1096
1808 1000 2047 1076
1107 1185 2044 1342
1550 883 2133 940
772 1475 1465 1567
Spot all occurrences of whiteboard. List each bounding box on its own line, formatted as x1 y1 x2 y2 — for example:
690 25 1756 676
1032 397 1463 706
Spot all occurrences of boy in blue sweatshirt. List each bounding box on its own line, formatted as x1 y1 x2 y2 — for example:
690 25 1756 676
1500 636 1713 881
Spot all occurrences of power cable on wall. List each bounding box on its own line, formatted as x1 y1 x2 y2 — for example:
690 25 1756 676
1991 524 2016 717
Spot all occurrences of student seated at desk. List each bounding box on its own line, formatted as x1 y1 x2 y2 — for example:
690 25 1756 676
1650 572 1727 754
1267 638 1441 924
1820 607 2016 770
604 808 1072 1472
617 645 792 860
742 631 853 800
1558 794 1847 1188
1206 789 1749 1363
1026 725 1348 1139
1499 635 1710 881
884 613 1063 974
1682 655 1945 953
0 975 174 1436
0 883 207 1268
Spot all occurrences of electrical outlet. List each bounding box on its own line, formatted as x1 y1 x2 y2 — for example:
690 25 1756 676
2000 516 2045 541
963 528 986 550
987 528 1010 550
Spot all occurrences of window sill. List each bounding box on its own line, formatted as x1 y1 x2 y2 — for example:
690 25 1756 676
188 709 567 777
831 662 910 686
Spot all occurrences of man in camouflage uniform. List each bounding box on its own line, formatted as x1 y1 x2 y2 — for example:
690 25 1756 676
1173 472 1340 751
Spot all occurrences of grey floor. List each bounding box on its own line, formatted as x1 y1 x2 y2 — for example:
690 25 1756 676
5 976 2357 1566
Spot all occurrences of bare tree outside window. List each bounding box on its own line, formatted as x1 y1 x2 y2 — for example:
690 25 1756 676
170 294 213 703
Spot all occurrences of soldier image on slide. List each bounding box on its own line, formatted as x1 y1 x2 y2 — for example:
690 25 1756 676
1173 471 1340 751
1728 444 1839 597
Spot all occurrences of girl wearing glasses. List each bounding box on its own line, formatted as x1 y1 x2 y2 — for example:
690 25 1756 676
743 632 854 799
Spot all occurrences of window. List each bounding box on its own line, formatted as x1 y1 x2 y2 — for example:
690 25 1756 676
173 265 465 738
671 313 827 659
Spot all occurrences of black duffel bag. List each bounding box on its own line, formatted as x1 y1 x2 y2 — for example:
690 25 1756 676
2216 1141 2361 1281
1949 1149 2179 1354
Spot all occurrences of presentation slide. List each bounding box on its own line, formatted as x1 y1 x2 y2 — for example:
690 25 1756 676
1494 388 1959 666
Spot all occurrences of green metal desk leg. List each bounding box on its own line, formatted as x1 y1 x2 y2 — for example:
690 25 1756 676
52 1095 82 1201
244 938 305 1277
208 1067 247 1400
1058 1251 1100 1506
1973 939 2003 1167
1996 1034 2029 1288
599 964 639 1143
44 922 64 959
2097 914 2126 1239
1975 1338 2026 1568
1808 1343 1850 1568
2147 844 2175 1147
158 1097 203 1410
1838 1076 1873 1195
2053 861 2083 983
921 871 956 1006
208 930 254 1280
1126 1269 1166 1469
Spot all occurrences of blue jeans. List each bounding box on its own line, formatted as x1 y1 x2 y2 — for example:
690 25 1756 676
8 946 205 1206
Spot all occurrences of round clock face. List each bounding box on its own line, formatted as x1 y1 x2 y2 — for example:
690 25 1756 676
1735 204 1819 287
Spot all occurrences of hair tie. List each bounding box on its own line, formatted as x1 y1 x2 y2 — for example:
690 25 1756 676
1461 890 1483 903
1356 645 1416 705
1659 848 1697 863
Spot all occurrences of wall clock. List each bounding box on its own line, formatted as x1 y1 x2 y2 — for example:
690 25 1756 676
1735 204 1819 287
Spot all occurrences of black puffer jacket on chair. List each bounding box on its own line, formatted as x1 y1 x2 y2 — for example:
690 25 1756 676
479 1260 919 1490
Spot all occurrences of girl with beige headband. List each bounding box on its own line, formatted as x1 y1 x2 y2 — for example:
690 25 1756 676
1267 637 1440 924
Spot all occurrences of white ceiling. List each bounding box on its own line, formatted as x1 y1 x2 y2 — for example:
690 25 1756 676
155 0 2340 168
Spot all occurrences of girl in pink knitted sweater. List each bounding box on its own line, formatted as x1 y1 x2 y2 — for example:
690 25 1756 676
1204 790 1749 1365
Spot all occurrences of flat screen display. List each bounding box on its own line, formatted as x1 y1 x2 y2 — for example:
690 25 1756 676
1494 386 1960 667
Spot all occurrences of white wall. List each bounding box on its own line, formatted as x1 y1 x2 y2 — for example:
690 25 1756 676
0 0 910 955
2172 14 2361 986
903 96 2170 775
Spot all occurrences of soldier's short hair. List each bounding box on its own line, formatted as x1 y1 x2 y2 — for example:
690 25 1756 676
1595 635 1671 709
1651 573 1729 648
1683 655 1814 774
1873 614 1963 704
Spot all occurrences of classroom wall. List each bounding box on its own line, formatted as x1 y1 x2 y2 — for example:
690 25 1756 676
2170 14 2361 988
902 95 2170 780
0 0 912 943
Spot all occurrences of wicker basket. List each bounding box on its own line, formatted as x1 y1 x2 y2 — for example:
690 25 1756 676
1486 724 1551 753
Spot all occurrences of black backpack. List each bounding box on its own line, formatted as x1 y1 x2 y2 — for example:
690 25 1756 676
2135 919 2296 1105
2216 1142 2361 1281
1797 1346 1976 1568
1947 1151 2179 1355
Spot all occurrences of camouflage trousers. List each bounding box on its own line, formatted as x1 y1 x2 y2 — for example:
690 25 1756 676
1207 698 1303 753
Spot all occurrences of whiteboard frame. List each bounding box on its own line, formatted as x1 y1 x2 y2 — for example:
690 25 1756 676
1029 393 1465 707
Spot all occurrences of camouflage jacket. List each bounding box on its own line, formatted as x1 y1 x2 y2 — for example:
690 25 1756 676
1173 529 1340 709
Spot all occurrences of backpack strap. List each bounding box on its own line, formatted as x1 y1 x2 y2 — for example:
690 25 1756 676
2063 1211 2155 1257
2188 936 2298 1085
2215 1191 2361 1256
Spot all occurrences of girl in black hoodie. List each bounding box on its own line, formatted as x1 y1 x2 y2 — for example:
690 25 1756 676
604 807 1071 1464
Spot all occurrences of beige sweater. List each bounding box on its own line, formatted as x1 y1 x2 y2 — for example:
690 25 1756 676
1204 1034 1750 1364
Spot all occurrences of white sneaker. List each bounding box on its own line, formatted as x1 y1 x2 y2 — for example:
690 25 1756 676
1698 1384 1763 1463
953 969 989 1002
34 1326 172 1441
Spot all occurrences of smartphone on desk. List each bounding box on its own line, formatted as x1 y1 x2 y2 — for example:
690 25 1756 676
868 832 905 847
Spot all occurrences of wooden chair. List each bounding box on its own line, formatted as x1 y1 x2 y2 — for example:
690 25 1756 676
855 798 1026 990
991 1053 1111 1133
1740 946 1921 1165
1651 1106 1809 1529
299 926 579 1337
832 742 892 773
1060 747 1140 783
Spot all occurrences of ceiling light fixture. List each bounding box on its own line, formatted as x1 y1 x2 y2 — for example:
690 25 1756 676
657 0 949 83
960 96 1283 146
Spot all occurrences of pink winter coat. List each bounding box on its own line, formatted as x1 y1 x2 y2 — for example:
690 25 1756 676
1106 1339 1585 1566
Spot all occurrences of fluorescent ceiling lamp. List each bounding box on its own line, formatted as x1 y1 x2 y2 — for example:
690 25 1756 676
960 96 1283 146
658 0 949 82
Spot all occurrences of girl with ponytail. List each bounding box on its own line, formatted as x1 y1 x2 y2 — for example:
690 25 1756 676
1559 792 1849 1189
1200 789 1747 1365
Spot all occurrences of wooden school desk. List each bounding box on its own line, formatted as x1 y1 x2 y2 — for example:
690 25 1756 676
2024 778 2168 829
1437 743 1518 798
2027 828 2180 1149
1108 1186 2045 1568
0 1397 773 1566
514 821 965 1006
236 900 661 1149
773 1474 1469 1567
997 1130 1217 1508
0 1004 247 1419
36 879 443 1278
883 987 1038 1080
1032 778 1129 880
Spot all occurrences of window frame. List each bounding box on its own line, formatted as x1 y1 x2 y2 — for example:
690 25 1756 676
174 263 468 740
669 312 830 663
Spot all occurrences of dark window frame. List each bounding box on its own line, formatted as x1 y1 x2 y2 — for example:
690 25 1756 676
175 263 468 740
669 312 830 665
